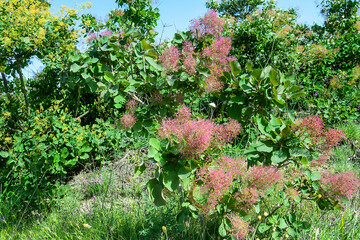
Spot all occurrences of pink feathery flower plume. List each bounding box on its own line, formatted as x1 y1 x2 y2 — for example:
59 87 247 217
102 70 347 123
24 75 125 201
159 106 241 157
190 9 225 38
196 156 246 212
182 41 197 75
202 37 236 92
227 213 249 240
320 171 360 200
87 32 98 43
293 115 345 152
100 30 113 37
159 46 180 72
246 165 283 192
120 113 136 130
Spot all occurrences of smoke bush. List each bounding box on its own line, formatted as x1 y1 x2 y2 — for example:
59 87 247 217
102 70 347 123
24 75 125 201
120 113 136 130
190 9 225 38
293 115 345 152
320 171 360 200
159 45 180 72
158 106 241 157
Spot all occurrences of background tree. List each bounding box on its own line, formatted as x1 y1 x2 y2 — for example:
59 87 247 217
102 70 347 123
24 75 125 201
319 0 360 34
114 0 160 40
206 0 267 19
0 0 79 115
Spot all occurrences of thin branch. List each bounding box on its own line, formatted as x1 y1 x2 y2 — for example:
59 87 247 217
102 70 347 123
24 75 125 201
17 61 30 115
126 92 144 105
75 110 90 121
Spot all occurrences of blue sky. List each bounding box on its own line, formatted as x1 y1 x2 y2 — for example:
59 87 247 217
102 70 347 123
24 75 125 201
49 0 324 41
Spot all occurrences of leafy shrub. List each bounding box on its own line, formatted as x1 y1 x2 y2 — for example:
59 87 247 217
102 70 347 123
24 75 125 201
0 102 126 211
138 107 359 239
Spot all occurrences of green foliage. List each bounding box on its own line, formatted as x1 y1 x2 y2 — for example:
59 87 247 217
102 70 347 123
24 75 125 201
114 0 160 38
139 111 341 239
0 103 126 210
206 0 360 123
218 2 299 71
225 64 304 127
83 168 111 199
206 0 266 19
245 115 317 166
319 0 360 33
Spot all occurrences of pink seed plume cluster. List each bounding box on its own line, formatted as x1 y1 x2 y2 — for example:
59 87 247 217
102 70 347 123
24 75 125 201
247 165 283 191
182 41 197 75
87 32 98 43
235 187 259 210
120 113 136 130
195 156 282 217
293 115 324 144
311 154 329 167
125 99 138 113
227 213 249 240
293 115 345 152
100 30 113 37
190 9 225 38
285 187 300 200
159 10 235 93
87 30 124 43
158 106 241 157
159 46 180 72
213 119 242 144
203 37 235 77
325 128 346 149
196 156 246 212
320 171 360 200
202 36 235 93
159 106 214 157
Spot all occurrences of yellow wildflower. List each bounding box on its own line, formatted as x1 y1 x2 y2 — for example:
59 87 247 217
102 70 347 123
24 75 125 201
3 112 11 118
83 223 91 228
3 37 11 45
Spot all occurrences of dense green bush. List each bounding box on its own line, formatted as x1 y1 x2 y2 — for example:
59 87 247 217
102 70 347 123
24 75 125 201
0 102 128 210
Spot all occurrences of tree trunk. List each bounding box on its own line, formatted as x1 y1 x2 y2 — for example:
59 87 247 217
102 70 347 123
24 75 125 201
17 62 30 115
1 72 11 99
